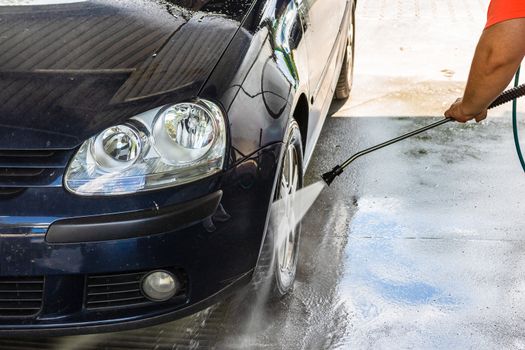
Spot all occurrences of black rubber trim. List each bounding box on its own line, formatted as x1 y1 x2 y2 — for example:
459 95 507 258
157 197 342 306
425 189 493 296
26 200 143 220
46 191 223 244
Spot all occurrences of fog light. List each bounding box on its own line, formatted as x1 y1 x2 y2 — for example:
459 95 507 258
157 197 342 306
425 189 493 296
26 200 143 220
141 271 179 301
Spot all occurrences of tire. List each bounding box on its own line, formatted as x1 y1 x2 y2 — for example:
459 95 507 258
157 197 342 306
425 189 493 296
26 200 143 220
252 120 304 298
334 7 356 101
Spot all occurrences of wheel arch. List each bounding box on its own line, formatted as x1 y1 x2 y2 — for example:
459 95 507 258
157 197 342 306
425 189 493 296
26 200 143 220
292 93 309 151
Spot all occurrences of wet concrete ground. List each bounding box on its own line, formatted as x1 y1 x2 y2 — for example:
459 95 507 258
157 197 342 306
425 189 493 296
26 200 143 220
2 116 525 349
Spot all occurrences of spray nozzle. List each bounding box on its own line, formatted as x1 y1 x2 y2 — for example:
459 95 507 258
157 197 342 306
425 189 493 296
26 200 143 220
322 165 344 186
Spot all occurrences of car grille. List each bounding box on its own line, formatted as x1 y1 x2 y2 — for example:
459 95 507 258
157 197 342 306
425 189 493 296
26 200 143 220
0 149 73 194
0 277 44 317
86 270 187 310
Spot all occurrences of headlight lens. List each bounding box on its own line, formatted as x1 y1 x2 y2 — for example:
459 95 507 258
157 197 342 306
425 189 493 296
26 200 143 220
92 125 143 171
64 100 226 196
153 103 217 164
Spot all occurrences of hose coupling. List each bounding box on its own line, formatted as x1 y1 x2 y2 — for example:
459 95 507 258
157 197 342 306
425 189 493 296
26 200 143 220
321 165 344 186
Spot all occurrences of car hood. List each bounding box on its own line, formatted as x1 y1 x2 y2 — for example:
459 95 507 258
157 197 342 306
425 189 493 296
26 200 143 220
0 0 253 149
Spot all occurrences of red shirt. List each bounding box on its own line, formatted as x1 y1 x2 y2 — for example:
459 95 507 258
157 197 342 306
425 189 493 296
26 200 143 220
486 0 525 29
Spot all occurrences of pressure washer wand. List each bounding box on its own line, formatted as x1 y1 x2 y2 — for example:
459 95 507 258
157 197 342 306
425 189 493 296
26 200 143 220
322 83 525 186
321 118 452 185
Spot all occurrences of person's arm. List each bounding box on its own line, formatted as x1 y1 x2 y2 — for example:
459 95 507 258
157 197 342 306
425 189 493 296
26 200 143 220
445 18 525 123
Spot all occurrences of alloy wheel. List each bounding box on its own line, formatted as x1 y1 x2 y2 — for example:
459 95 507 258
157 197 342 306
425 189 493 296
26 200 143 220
275 142 301 291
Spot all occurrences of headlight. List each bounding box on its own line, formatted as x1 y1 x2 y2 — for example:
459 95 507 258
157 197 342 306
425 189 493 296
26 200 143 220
152 103 218 164
64 100 226 196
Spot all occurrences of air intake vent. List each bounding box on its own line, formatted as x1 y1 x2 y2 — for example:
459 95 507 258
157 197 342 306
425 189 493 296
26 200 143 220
0 276 44 317
0 149 73 191
86 270 187 310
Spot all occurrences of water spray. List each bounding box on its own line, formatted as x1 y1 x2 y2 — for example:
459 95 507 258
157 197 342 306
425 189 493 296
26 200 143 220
322 83 525 186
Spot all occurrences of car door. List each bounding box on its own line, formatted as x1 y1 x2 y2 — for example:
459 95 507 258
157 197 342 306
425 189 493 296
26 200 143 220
296 0 349 166
303 0 348 102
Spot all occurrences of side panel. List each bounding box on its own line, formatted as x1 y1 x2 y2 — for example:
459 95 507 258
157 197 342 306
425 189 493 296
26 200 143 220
201 0 310 160
200 0 311 268
300 0 352 166
303 0 348 99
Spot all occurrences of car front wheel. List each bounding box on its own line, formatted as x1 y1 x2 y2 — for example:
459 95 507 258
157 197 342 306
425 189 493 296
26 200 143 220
252 120 303 298
273 120 303 295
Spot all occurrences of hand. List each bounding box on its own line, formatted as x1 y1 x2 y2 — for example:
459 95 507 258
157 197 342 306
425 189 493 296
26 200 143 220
444 98 488 123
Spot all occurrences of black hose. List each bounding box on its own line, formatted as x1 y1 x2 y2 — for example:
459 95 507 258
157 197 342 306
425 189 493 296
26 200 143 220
490 83 525 108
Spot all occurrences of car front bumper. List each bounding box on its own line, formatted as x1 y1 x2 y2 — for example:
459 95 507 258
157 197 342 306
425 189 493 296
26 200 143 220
0 143 282 335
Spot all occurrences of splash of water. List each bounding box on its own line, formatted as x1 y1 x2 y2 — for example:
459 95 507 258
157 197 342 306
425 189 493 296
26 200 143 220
270 180 327 248
221 180 327 348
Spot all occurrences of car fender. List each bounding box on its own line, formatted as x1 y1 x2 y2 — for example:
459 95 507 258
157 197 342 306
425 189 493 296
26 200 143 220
200 0 310 165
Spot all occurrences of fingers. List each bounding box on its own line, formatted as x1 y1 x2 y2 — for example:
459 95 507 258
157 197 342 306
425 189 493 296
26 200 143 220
444 104 460 122
446 108 469 123
455 116 469 123
475 110 488 123
444 99 467 123
444 98 488 124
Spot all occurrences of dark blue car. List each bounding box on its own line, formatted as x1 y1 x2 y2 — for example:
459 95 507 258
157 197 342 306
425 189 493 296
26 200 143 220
0 0 355 334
